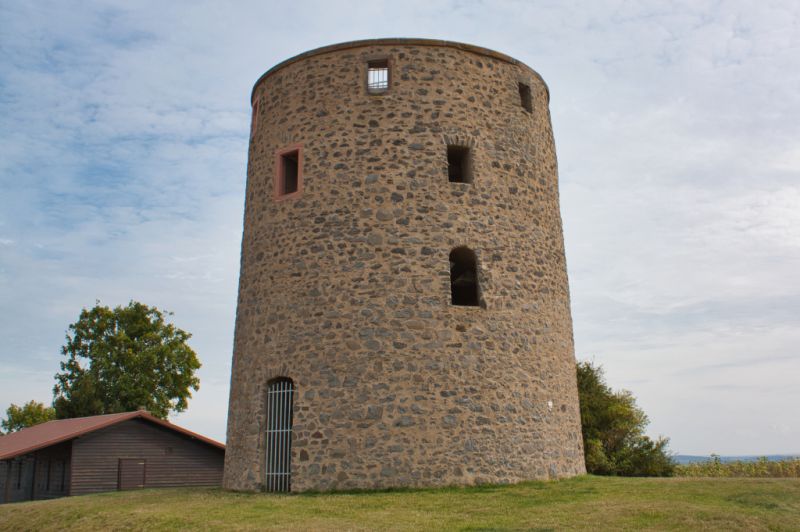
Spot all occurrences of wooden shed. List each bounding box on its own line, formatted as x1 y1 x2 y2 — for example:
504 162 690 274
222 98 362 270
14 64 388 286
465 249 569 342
0 411 224 503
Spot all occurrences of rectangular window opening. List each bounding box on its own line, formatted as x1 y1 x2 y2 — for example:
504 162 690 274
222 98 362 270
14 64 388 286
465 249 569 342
280 151 299 195
519 82 533 113
250 99 259 138
367 59 389 92
60 460 67 491
447 145 472 183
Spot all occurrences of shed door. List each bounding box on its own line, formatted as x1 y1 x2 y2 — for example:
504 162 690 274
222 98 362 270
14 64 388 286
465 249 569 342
118 459 146 490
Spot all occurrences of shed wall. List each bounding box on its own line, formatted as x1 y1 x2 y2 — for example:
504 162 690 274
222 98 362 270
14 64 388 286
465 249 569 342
1 455 35 503
1 444 71 504
31 442 71 500
70 419 223 495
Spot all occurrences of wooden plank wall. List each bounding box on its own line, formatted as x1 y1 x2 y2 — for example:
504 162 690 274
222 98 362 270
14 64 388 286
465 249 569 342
1 455 35 503
1 443 71 504
31 442 72 500
0 460 7 502
70 419 224 495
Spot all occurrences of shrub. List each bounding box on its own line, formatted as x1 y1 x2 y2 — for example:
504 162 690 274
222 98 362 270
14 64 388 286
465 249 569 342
577 361 674 476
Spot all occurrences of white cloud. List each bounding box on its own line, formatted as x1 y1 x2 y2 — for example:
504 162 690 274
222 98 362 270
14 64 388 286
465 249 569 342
772 146 800 173
1 0 798 453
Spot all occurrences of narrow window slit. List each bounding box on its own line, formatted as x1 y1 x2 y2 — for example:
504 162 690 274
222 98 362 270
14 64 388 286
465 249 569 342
280 151 299 194
447 145 472 183
450 247 480 306
59 460 66 491
275 145 303 199
519 82 532 113
250 99 259 138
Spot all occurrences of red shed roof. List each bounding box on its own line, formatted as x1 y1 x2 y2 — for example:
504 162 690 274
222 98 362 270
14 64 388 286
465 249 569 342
0 411 224 460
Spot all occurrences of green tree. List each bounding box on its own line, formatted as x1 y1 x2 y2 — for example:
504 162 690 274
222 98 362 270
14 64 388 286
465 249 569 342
577 360 674 476
1 400 56 433
53 301 201 420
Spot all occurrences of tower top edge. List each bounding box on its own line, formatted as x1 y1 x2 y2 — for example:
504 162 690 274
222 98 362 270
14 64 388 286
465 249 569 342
250 38 548 104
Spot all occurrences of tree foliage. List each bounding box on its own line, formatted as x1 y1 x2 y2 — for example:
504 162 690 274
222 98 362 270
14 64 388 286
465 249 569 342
577 361 674 476
53 301 201 420
1 400 56 433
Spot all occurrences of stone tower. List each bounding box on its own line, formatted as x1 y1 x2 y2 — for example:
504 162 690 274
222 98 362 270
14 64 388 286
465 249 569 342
223 38 585 492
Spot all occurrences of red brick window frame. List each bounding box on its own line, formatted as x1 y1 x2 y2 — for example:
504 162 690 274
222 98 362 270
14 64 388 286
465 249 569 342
250 98 259 138
274 143 304 201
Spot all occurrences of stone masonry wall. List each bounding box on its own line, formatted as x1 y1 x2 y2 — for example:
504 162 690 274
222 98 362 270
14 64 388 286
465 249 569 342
223 39 586 492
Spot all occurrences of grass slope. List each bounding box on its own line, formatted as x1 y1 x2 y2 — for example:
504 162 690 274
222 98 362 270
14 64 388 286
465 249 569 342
1 476 798 531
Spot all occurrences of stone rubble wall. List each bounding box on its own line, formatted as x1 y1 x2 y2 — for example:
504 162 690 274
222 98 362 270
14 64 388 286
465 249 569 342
223 39 586 492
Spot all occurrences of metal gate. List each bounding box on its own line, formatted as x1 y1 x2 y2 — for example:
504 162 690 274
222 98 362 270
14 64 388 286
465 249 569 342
265 378 294 492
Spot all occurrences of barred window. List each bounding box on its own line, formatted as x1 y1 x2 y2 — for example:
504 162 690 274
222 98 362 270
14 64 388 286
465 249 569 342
367 59 389 92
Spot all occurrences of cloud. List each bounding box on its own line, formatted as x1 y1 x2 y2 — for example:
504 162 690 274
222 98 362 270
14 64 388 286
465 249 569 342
1 1 798 454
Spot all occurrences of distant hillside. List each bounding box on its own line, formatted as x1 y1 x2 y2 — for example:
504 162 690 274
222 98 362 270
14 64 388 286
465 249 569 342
675 454 800 464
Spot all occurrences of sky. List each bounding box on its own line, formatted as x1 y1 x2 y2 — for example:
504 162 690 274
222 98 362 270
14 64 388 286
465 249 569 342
1 0 798 456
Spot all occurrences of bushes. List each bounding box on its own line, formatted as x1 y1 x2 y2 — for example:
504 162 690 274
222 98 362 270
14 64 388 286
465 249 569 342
577 361 674 476
575 361 798 478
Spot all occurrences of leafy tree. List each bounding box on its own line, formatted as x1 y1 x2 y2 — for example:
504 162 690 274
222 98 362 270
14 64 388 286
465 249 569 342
1 400 56 433
577 360 674 476
53 301 201 420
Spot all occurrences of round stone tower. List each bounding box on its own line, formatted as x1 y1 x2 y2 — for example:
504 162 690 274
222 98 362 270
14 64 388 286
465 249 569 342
224 38 585 492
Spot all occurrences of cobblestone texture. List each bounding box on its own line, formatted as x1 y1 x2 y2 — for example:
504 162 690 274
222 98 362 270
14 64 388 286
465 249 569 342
223 39 586 492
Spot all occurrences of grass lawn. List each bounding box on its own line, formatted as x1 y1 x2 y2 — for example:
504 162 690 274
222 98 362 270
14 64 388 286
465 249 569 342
1 476 798 531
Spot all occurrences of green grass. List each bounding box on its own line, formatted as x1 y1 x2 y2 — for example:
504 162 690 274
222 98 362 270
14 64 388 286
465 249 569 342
1 476 799 531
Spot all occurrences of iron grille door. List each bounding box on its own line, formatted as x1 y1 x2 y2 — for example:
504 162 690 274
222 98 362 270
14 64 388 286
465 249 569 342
265 378 295 492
